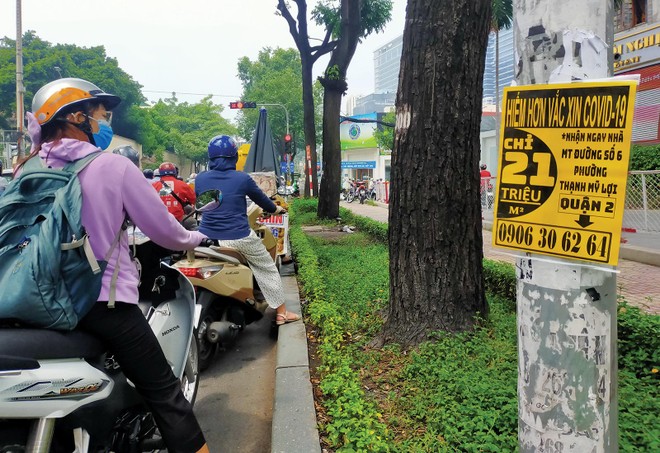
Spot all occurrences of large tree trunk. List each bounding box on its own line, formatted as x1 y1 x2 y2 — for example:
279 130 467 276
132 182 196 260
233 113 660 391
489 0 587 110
379 0 491 347
317 87 343 218
317 0 361 219
301 53 318 198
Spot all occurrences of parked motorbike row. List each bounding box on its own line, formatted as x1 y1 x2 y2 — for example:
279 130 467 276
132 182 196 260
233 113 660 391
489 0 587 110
0 189 288 452
342 180 376 204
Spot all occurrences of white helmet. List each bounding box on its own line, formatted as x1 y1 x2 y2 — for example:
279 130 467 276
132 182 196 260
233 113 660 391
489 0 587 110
31 78 121 126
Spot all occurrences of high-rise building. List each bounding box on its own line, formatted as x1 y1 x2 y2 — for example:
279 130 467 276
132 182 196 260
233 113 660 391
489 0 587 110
482 27 515 107
374 35 403 94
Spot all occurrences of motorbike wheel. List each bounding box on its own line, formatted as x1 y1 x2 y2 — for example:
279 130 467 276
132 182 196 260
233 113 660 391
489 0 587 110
346 193 355 203
197 305 219 372
181 333 200 405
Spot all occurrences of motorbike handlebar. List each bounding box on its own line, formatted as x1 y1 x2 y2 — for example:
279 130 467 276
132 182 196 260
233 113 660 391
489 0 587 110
199 238 217 248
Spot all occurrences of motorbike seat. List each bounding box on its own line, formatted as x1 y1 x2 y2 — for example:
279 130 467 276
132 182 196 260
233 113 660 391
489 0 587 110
212 247 249 266
0 328 105 364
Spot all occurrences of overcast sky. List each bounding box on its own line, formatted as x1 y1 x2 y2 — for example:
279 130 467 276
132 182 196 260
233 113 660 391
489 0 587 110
1 0 407 122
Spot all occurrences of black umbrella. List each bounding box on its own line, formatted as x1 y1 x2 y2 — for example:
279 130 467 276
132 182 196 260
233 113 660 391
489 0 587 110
244 108 281 177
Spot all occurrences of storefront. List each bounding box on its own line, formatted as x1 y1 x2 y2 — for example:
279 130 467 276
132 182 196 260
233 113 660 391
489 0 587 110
340 113 391 181
614 23 660 144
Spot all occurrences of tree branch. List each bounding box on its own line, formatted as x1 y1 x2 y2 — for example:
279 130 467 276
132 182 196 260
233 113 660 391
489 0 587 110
311 26 338 63
277 0 303 49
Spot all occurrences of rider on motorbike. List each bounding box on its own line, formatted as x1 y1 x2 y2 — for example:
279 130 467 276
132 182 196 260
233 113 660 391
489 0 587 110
153 162 197 222
194 135 301 325
112 144 141 168
21 78 210 453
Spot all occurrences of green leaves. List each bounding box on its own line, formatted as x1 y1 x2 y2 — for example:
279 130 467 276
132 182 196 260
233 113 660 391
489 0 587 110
374 111 395 152
235 47 319 151
140 95 236 161
0 32 144 138
491 0 513 31
311 0 394 40
291 198 659 452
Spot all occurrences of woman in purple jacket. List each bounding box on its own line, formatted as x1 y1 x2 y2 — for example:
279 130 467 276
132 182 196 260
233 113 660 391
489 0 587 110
21 78 210 453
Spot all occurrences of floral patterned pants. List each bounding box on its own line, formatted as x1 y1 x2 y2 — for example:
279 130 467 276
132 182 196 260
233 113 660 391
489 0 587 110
214 230 284 309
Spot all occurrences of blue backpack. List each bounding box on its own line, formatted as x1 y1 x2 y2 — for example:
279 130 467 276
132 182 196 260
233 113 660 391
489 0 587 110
0 153 121 330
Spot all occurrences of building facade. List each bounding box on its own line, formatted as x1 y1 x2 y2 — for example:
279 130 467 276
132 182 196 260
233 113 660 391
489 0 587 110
614 0 660 144
482 27 515 108
374 35 403 95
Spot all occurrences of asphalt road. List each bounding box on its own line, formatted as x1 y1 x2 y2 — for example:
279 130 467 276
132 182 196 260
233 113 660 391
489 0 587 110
193 310 278 452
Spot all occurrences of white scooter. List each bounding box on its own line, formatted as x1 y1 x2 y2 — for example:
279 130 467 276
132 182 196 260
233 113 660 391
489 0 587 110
0 227 204 452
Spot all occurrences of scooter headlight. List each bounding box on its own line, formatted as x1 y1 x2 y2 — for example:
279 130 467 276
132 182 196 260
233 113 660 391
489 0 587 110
179 265 224 279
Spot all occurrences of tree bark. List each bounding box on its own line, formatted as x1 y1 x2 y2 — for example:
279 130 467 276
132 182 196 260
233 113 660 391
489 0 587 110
317 0 362 219
300 53 318 198
379 0 491 347
277 0 337 198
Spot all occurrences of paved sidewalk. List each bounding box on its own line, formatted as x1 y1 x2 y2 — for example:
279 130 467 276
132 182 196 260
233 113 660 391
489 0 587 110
341 201 660 314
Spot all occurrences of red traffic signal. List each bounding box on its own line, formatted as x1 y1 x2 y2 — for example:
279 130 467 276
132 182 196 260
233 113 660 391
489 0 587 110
284 133 292 143
229 101 257 109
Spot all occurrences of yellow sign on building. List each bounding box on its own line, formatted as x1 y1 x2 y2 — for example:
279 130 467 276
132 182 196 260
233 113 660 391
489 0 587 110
493 81 637 265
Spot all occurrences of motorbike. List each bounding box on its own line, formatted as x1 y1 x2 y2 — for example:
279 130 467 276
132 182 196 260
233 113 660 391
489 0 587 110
345 182 357 203
173 190 286 371
0 228 203 452
356 181 368 204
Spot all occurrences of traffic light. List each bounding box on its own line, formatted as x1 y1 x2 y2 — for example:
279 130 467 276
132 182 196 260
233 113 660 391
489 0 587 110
229 101 257 109
284 133 292 152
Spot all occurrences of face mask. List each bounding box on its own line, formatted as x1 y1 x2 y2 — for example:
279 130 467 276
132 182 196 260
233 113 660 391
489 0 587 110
92 119 114 150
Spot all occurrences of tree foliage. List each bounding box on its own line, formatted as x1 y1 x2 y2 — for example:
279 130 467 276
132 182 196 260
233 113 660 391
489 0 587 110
630 143 660 170
235 47 322 158
312 0 393 40
373 111 395 151
491 0 513 30
0 31 145 138
140 94 236 163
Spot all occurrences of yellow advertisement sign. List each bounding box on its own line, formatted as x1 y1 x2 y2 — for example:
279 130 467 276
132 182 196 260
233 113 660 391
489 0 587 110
493 81 637 265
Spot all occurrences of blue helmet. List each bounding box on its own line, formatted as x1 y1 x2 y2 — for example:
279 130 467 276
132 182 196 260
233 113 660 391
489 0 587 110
208 135 238 159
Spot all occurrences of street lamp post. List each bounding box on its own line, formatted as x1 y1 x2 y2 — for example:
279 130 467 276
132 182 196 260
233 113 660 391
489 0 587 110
15 0 25 159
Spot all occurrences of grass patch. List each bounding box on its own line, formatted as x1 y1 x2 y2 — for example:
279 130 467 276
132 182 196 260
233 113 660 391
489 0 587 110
289 199 660 452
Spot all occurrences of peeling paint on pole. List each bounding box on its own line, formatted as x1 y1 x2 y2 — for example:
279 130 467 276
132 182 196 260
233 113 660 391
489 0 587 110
513 1 618 452
517 258 617 452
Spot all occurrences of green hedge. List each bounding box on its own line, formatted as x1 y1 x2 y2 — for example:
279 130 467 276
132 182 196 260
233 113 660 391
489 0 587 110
289 199 659 452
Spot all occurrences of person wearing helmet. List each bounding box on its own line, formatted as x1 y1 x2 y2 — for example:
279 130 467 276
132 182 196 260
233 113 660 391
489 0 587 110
20 78 210 453
187 172 197 190
112 145 140 168
479 163 492 209
152 162 196 222
195 135 300 325
143 168 154 179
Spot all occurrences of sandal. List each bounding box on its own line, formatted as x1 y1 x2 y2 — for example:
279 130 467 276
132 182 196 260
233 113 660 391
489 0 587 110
276 311 301 325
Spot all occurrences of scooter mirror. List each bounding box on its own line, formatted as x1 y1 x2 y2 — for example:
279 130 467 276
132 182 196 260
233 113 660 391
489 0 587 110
197 189 222 212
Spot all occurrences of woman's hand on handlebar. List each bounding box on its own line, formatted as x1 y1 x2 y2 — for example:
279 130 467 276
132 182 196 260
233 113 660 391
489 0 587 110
273 205 287 215
199 238 217 247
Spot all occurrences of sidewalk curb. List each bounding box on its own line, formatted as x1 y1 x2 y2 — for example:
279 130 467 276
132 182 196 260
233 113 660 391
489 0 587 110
483 220 660 267
271 275 322 453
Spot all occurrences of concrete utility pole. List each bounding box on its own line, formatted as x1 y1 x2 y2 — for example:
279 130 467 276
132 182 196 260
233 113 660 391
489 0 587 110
15 0 25 159
512 1 617 452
